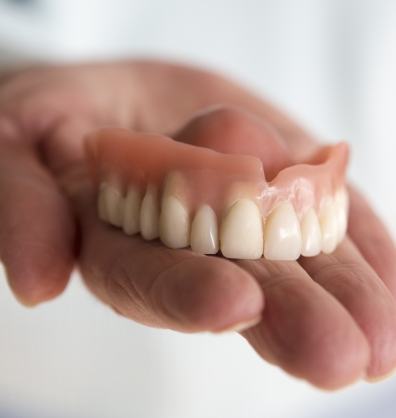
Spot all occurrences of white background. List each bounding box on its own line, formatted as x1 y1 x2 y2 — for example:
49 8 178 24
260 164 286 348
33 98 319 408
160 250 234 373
0 0 396 417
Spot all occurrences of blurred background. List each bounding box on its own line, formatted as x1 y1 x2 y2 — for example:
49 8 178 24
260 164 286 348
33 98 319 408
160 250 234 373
1 0 396 417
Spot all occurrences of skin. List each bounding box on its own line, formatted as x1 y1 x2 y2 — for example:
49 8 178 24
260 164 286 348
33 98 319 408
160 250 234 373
0 61 396 390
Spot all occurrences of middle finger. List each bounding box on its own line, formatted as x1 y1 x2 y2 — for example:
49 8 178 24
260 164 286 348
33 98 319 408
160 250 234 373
299 238 396 380
238 257 369 389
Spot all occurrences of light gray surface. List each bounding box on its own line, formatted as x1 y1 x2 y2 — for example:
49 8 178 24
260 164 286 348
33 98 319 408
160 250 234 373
1 1 396 417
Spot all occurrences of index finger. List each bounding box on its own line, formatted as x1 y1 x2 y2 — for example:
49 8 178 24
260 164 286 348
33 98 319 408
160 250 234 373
0 138 74 305
347 186 396 297
71 177 264 332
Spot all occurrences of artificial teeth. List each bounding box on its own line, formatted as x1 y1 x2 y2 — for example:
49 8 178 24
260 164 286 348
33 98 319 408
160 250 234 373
264 201 302 260
334 188 349 243
190 204 219 254
300 208 322 257
103 182 124 227
97 183 108 221
159 196 190 249
123 186 141 235
319 199 338 254
220 199 263 259
140 184 160 240
159 172 190 249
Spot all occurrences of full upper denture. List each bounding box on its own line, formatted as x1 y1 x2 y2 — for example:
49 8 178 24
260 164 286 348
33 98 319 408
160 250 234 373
86 123 349 261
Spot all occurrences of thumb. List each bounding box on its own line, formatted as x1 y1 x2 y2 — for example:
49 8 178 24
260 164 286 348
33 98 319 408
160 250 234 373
0 125 75 305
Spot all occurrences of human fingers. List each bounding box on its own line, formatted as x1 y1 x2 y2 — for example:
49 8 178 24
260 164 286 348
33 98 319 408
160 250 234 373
0 137 74 305
346 186 396 297
70 179 264 332
238 258 369 389
299 239 396 380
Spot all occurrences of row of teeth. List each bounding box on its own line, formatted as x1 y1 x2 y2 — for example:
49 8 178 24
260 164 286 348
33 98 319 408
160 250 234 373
97 180 348 260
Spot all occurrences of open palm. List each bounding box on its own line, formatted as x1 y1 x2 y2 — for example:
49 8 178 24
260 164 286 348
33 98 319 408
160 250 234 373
1 61 395 389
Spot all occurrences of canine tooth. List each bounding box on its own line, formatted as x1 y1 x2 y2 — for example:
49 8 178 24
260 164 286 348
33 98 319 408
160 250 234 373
300 208 322 257
335 188 349 243
220 199 263 259
320 199 338 253
264 202 302 260
191 205 219 254
140 185 160 240
159 196 190 249
104 183 124 227
123 186 141 235
97 183 108 221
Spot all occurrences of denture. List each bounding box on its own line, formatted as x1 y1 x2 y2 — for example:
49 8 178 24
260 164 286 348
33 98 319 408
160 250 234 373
86 126 349 261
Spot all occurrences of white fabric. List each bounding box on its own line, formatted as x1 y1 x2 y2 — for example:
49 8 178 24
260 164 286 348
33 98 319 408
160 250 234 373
0 1 395 417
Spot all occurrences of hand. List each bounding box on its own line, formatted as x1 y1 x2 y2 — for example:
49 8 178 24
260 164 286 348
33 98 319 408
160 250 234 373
1 61 395 389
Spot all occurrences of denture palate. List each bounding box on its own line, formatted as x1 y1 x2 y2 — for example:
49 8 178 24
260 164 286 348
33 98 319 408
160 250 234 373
87 128 349 261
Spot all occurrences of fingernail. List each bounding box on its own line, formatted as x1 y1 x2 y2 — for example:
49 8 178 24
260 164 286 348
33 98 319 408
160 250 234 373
214 315 261 334
7 274 53 308
13 291 43 308
365 367 396 383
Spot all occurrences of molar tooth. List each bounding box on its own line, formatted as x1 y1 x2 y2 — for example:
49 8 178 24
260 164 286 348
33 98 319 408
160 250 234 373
140 184 160 240
104 182 124 227
123 186 141 235
319 199 338 254
191 205 219 255
300 208 322 257
220 199 263 260
264 202 302 261
159 196 189 248
335 188 349 243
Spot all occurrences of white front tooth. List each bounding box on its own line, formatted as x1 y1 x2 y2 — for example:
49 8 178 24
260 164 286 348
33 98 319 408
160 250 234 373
104 183 124 227
220 199 263 260
159 196 190 248
320 200 338 254
123 186 141 235
264 202 302 261
191 205 219 255
335 188 349 243
300 208 322 257
336 206 347 244
140 184 160 240
97 183 108 221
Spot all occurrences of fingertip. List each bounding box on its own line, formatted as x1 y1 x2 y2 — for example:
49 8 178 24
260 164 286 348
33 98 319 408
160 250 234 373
301 239 396 385
4 252 73 306
12 289 54 308
303 334 369 390
216 315 262 334
248 276 370 390
8 276 70 307
364 314 396 380
364 366 396 383
153 256 264 333
263 315 370 391
293 319 369 390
